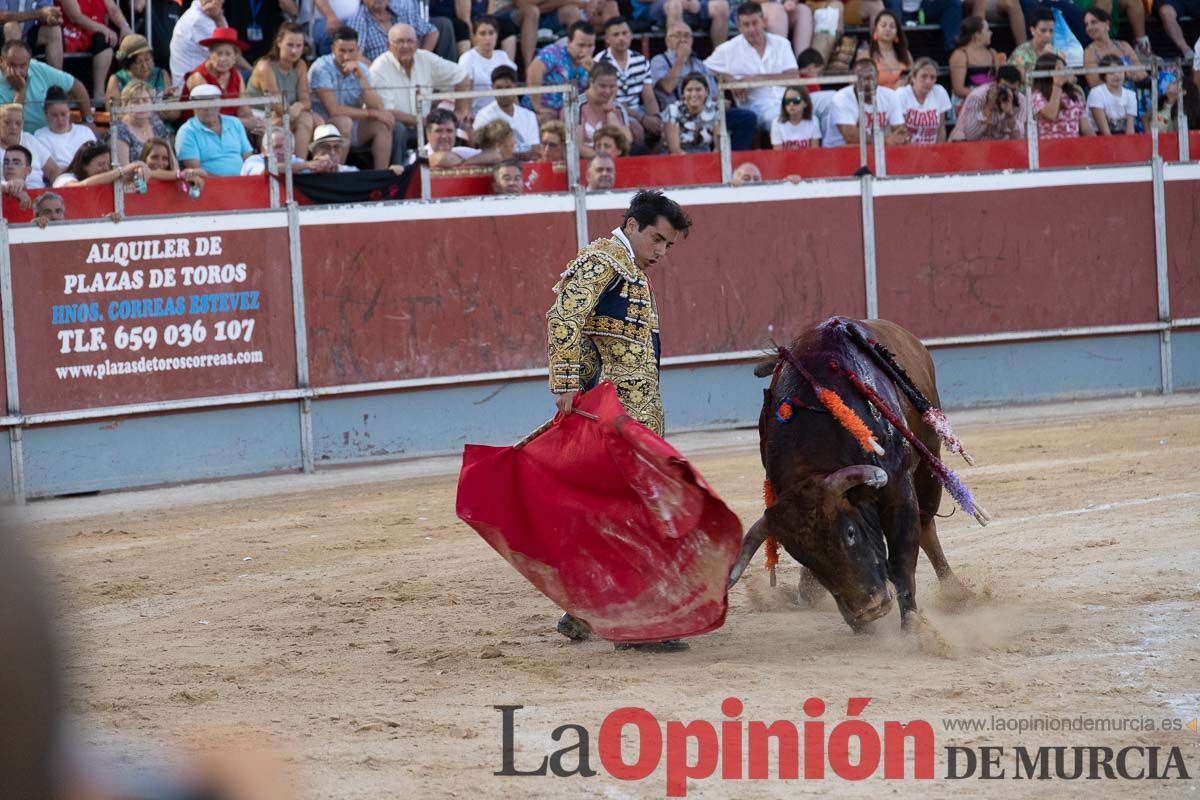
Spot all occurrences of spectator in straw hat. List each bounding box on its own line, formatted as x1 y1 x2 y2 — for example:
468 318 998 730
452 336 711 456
308 122 360 171
184 27 260 133
105 33 176 111
175 82 254 176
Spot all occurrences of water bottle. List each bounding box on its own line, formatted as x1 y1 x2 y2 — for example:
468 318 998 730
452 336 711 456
133 171 147 194
188 182 202 200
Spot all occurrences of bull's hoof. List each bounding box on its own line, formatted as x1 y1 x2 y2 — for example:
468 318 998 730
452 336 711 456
935 573 981 613
903 610 953 658
556 613 593 642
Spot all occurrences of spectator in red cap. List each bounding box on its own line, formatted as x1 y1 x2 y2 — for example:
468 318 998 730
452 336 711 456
170 0 249 91
183 27 259 134
59 0 132 104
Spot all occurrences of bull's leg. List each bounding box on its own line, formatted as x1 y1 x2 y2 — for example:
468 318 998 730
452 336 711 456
919 515 977 611
883 492 923 630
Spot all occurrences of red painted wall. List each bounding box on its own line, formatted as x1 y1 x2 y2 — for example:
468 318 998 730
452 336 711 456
300 212 579 387
873 183 1161 338
1165 178 1200 319
587 196 865 358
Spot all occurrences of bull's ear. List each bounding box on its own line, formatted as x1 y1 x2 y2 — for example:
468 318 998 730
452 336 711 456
753 357 777 378
823 466 888 496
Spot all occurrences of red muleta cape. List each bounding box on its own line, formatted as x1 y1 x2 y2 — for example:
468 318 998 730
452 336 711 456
455 381 743 643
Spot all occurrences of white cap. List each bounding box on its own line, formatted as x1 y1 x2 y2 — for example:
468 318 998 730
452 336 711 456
190 84 222 99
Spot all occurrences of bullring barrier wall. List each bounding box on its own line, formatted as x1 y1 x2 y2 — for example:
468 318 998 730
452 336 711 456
1 155 1197 500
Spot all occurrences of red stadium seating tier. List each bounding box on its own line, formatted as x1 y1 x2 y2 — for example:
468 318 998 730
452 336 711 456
4 132 1197 218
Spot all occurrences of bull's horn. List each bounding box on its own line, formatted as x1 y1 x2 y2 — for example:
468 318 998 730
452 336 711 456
823 465 888 496
727 517 769 590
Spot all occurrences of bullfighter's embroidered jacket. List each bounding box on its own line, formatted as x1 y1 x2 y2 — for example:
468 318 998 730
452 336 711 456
546 232 664 435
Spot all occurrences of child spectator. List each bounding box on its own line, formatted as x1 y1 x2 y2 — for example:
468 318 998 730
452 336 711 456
1147 71 1181 133
1087 54 1136 135
1031 53 1093 139
770 85 820 149
948 16 998 102
141 135 207 193
474 66 539 155
459 16 517 116
247 23 321 160
33 85 95 168
52 139 148 187
863 10 911 90
896 57 950 144
663 72 720 154
59 0 132 104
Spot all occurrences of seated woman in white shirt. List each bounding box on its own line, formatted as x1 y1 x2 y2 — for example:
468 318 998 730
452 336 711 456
32 86 97 170
770 85 821 149
895 57 952 144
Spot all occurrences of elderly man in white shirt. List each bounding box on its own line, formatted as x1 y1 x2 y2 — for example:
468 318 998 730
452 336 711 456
703 2 799 130
370 23 471 151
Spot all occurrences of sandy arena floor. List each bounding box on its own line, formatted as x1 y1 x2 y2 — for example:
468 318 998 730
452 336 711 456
17 393 1200 798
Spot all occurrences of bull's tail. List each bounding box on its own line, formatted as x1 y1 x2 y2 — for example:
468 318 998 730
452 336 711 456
839 320 975 466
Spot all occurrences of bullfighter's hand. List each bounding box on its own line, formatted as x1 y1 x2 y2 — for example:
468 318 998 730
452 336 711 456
555 391 578 415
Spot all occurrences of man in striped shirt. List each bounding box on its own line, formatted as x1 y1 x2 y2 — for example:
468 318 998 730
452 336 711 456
595 15 661 147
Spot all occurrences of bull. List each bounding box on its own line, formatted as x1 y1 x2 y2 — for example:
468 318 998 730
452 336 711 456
728 317 976 631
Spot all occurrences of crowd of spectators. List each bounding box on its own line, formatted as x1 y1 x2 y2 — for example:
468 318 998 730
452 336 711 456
0 0 1195 209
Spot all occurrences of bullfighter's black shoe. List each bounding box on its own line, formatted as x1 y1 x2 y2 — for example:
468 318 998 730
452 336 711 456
556 612 592 642
614 639 690 653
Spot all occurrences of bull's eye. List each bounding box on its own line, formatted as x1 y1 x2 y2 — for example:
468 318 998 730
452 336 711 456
845 525 857 545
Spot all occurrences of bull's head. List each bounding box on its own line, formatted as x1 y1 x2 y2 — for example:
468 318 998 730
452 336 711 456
730 465 892 630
